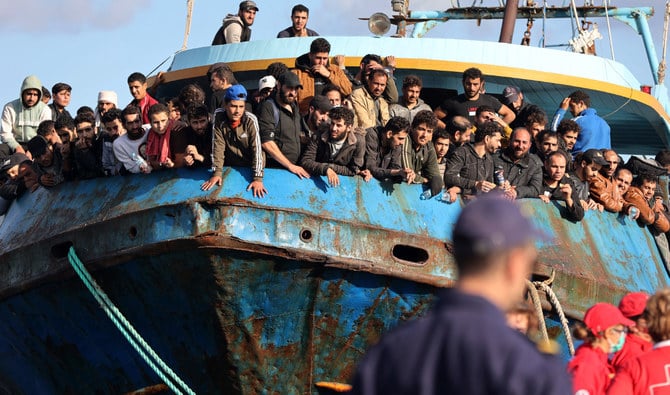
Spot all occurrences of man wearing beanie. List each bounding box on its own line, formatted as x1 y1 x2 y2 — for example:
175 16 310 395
96 90 118 132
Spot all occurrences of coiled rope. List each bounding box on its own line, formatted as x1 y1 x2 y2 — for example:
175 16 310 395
67 247 196 395
526 270 575 356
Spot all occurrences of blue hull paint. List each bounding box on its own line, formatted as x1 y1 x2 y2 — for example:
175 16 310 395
0 249 435 394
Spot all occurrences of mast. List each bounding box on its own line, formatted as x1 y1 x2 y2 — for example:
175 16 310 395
181 0 194 51
499 0 519 43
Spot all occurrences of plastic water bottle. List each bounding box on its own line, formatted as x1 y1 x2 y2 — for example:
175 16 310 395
438 190 453 204
629 206 639 220
131 152 150 173
494 166 505 187
420 190 432 200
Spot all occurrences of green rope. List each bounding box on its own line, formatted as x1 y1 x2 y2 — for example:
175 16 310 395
67 247 196 395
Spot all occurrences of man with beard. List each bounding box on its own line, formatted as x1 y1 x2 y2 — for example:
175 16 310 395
113 105 151 174
539 151 584 222
212 1 258 45
202 85 266 197
444 121 502 199
555 119 580 153
294 38 352 115
277 4 319 38
300 107 367 187
533 130 560 163
126 72 158 125
401 110 442 193
434 68 515 126
364 116 411 182
172 105 213 169
445 116 474 151
259 71 310 179
301 95 332 145
351 69 390 129
493 127 542 199
389 75 432 124
208 63 238 115
100 108 125 176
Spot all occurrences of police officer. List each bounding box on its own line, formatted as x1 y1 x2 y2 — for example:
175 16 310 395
349 194 572 395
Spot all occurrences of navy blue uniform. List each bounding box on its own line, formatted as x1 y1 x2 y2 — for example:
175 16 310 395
349 288 571 395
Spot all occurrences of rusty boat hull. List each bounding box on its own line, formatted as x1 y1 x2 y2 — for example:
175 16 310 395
0 166 668 393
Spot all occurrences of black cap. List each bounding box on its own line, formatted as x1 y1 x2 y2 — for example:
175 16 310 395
239 1 259 11
310 95 333 112
278 71 303 89
0 153 30 173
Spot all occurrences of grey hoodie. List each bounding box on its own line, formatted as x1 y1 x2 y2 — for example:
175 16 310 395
0 75 52 150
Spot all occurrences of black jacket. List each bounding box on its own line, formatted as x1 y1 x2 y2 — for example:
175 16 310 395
493 150 543 199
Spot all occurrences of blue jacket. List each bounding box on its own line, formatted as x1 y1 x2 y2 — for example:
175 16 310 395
551 108 610 153
349 288 572 395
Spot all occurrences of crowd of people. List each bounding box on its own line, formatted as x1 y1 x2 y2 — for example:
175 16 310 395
1 2 670 394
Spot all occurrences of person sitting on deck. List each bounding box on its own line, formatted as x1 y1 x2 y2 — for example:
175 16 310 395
351 69 390 129
551 90 611 154
126 72 158 125
113 105 151 174
72 112 104 179
202 85 267 197
434 67 515 128
364 116 410 182
293 38 352 115
389 75 432 124
493 127 543 200
444 121 502 199
100 109 125 176
538 151 584 222
172 104 213 169
300 106 368 187
258 71 310 179
277 4 319 38
211 0 258 45
26 135 64 189
622 173 670 234
400 110 443 194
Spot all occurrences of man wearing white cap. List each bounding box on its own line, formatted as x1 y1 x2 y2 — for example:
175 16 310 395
212 1 259 45
95 90 118 133
252 75 276 114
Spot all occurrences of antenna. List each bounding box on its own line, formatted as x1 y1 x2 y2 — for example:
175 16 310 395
368 13 391 36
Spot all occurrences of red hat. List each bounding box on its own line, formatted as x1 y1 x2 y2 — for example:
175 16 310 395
618 292 649 319
584 303 635 334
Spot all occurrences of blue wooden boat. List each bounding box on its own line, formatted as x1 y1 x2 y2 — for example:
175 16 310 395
1 2 669 393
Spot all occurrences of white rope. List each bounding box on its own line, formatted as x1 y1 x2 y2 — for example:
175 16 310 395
181 0 194 51
660 2 670 84
570 0 584 33
603 0 615 61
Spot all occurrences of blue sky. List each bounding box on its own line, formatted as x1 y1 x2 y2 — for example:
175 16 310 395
0 1 664 113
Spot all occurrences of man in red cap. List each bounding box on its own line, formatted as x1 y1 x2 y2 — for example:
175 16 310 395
568 303 634 395
611 292 653 370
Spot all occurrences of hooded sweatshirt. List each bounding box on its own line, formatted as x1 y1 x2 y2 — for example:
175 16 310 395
0 75 52 150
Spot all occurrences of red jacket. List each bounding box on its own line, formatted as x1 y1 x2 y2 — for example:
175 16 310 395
607 341 670 395
610 333 653 370
130 94 159 125
568 343 614 395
